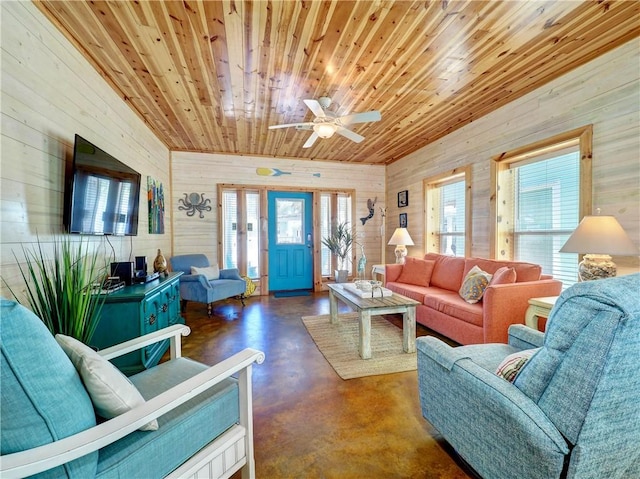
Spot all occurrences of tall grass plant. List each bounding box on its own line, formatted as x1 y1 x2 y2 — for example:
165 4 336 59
5 236 107 344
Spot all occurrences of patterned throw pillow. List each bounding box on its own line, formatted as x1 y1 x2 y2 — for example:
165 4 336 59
496 348 540 382
459 265 493 303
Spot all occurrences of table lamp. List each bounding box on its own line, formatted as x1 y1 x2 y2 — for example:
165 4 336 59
388 227 414 264
559 214 638 281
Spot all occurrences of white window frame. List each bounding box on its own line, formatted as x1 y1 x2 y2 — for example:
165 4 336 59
424 166 471 257
490 125 593 287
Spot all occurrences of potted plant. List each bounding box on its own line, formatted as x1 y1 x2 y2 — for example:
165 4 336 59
4 235 107 344
322 222 353 283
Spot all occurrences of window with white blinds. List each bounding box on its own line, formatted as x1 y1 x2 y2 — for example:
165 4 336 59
425 167 470 257
222 190 238 270
492 126 592 289
320 192 352 276
511 151 580 286
221 189 261 278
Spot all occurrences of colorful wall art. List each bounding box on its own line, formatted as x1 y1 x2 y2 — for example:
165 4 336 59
148 176 165 234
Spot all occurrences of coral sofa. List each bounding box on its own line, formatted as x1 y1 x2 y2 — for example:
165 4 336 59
385 253 562 344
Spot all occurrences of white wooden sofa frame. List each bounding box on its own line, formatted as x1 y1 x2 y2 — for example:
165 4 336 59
1 324 265 479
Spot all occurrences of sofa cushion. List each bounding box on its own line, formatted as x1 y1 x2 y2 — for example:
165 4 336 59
0 300 98 478
396 257 435 287
191 264 220 280
96 358 240 478
489 266 517 286
425 253 466 291
495 348 540 382
55 334 158 431
385 282 429 303
423 289 483 326
464 257 541 283
459 265 493 304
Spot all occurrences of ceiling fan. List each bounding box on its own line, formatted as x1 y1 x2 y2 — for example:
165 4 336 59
268 97 381 148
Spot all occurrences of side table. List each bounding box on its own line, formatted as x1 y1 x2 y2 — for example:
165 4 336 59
525 296 559 331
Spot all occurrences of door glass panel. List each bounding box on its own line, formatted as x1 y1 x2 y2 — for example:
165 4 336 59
276 198 304 244
247 191 260 278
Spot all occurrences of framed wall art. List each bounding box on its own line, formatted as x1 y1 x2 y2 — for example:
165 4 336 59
147 176 165 234
399 213 407 228
398 190 408 208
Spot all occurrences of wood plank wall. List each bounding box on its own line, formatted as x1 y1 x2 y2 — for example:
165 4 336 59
386 39 640 274
171 152 386 289
2 2 638 305
1 2 172 301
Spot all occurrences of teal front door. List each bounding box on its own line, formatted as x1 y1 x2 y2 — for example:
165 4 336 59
268 191 313 291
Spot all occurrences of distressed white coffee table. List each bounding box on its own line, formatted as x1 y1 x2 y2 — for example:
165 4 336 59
327 283 419 360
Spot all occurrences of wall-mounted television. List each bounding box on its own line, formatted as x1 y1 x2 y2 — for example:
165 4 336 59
64 134 141 236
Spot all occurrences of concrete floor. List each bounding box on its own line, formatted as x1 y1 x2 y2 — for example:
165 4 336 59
178 292 475 479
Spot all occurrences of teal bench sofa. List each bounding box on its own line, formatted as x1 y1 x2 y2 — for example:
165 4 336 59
169 254 247 316
0 299 264 478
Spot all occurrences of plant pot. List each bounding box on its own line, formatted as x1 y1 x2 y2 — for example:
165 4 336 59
334 270 349 283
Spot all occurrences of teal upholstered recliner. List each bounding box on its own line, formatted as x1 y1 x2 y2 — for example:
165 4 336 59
417 274 640 479
0 299 264 478
169 254 247 317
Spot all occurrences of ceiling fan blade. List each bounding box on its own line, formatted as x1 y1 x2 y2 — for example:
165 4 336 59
336 126 364 143
268 122 313 130
338 110 381 125
302 132 319 148
303 99 325 118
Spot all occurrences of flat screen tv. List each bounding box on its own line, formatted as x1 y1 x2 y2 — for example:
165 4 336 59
64 134 141 236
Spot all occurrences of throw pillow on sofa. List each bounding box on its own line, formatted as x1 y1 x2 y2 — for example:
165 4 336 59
396 257 435 287
191 264 220 280
496 348 540 382
55 334 158 431
489 266 517 286
459 265 493 303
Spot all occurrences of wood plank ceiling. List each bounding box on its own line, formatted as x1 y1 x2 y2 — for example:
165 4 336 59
35 1 639 165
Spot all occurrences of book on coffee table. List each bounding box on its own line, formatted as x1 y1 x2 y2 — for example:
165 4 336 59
341 282 393 298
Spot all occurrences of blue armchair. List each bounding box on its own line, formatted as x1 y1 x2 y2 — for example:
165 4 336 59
169 254 247 317
0 299 264 478
417 274 640 479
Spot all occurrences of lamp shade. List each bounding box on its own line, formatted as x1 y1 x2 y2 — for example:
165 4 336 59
313 123 336 139
388 228 414 246
559 215 638 255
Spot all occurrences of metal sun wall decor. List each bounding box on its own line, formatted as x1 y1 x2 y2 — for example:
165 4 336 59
147 176 165 234
178 192 212 218
360 197 377 225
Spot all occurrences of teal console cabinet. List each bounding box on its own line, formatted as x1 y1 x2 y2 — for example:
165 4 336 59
91 272 183 375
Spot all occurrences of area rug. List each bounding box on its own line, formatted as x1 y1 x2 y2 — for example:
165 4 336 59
301 313 417 380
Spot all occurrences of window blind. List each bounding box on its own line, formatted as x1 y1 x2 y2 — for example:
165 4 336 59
510 150 580 287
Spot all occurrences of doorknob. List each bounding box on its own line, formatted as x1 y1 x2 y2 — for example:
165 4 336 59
307 233 313 248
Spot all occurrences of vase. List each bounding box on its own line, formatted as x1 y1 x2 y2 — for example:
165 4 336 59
334 270 349 283
154 249 167 275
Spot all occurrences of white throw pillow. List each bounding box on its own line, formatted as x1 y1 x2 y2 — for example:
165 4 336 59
191 264 220 280
55 334 158 431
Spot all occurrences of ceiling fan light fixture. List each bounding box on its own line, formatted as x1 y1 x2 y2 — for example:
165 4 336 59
313 123 336 139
